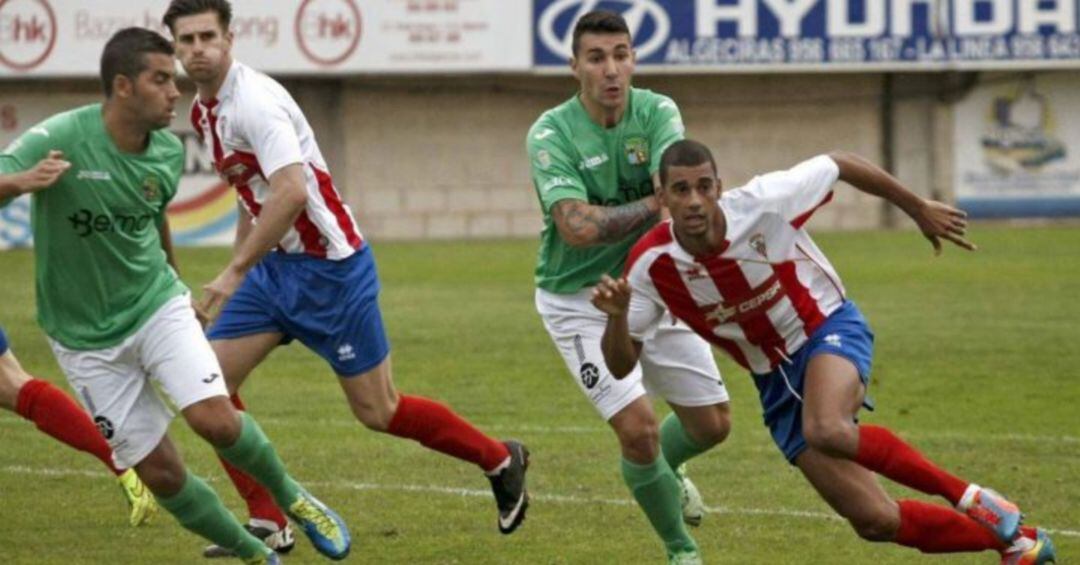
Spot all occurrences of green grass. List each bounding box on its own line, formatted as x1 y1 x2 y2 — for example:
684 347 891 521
1 225 1078 564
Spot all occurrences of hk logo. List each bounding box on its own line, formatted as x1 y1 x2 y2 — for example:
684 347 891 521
537 0 670 61
0 0 58 72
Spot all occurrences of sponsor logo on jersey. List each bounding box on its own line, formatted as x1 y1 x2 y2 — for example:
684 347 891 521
684 265 707 281
76 170 111 181
541 176 575 193
703 277 783 326
624 137 649 166
94 415 115 439
67 208 156 238
537 0 670 61
578 153 609 170
824 333 842 348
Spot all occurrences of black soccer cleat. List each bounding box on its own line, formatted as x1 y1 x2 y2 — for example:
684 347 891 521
487 440 530 535
203 522 296 558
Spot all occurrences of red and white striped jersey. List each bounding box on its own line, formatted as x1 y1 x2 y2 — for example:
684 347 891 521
624 155 846 374
190 61 363 260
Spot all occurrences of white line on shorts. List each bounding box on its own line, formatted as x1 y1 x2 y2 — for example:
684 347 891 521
3 463 1078 539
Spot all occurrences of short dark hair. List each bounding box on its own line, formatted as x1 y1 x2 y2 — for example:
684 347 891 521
100 28 174 97
163 0 233 33
572 10 631 57
659 140 717 187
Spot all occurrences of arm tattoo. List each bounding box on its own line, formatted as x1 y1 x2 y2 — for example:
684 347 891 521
553 198 658 246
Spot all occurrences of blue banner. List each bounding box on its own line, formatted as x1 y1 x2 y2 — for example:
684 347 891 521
534 0 1080 70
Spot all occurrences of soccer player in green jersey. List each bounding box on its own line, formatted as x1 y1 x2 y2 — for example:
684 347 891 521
0 28 349 563
527 12 731 565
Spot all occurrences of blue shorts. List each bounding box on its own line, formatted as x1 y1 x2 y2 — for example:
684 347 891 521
207 245 390 376
0 325 8 356
751 301 875 464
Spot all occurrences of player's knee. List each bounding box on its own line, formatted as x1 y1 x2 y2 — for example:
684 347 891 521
849 509 900 542
802 417 856 456
184 398 242 447
697 406 733 448
349 394 396 432
618 426 660 463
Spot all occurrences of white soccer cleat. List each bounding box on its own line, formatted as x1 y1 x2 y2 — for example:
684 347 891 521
675 464 705 528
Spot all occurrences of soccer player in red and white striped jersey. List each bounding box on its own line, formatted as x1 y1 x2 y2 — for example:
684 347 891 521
164 0 529 556
593 140 1055 563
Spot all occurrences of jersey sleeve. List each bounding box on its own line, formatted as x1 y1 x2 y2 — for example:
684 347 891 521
237 94 304 179
646 94 685 175
625 261 666 342
744 155 840 227
527 119 587 213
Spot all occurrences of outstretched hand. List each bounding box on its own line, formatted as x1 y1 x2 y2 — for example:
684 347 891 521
912 199 977 255
18 150 70 194
196 266 245 326
591 274 632 316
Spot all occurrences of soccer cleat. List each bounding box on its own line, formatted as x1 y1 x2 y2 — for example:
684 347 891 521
117 468 156 527
1001 527 1056 565
668 549 703 565
203 523 296 558
240 550 282 565
675 464 705 528
487 440 530 534
958 485 1023 543
286 490 350 561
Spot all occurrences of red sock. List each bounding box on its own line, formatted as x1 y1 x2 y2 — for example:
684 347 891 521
215 394 288 528
856 425 969 505
15 378 121 475
387 395 510 473
895 499 1005 553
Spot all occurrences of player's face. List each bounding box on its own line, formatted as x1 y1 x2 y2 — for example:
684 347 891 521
571 33 635 113
662 162 721 240
130 53 181 130
172 11 233 83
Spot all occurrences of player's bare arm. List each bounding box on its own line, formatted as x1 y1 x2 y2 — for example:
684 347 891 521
233 203 254 254
552 196 661 247
829 151 976 254
0 150 71 199
591 274 641 378
199 162 307 321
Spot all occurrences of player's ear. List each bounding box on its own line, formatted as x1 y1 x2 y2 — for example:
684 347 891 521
112 74 134 99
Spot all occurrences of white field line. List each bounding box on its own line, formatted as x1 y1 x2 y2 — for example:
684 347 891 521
3 464 1078 539
7 417 1073 446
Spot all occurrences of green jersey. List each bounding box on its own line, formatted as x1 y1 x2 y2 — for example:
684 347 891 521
0 104 186 350
527 87 684 294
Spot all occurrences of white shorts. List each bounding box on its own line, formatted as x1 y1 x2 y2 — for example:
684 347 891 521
536 287 729 421
48 294 228 468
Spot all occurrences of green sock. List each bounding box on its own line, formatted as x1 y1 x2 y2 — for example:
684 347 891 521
217 411 302 509
156 470 269 560
621 456 697 556
660 413 709 472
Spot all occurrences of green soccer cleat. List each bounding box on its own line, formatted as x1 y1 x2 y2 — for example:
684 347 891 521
668 549 702 565
675 464 705 528
117 468 156 527
286 490 350 561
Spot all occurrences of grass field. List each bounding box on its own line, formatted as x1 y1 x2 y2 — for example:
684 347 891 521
0 225 1077 564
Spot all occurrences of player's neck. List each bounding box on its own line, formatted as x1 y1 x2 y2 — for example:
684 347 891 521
101 102 150 154
579 94 626 128
196 56 233 103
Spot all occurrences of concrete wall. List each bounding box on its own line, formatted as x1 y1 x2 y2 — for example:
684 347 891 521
0 71 997 242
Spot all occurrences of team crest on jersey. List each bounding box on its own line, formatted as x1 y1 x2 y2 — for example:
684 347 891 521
141 176 162 202
624 137 649 166
750 233 768 259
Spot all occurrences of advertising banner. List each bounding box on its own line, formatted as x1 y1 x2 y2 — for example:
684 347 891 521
0 0 531 77
533 0 1080 72
0 94 237 249
954 73 1080 218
